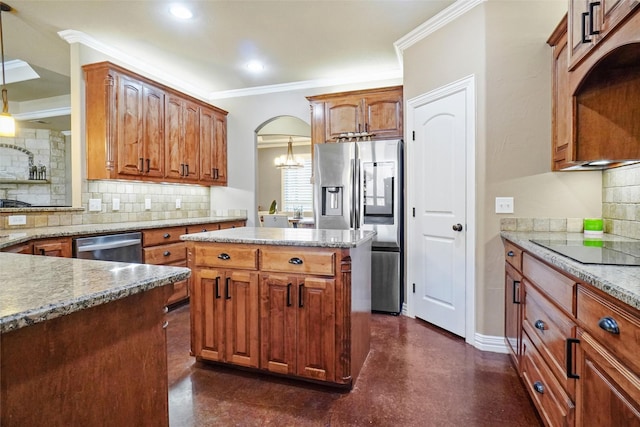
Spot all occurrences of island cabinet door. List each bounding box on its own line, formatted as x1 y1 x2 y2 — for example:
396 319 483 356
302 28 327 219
192 268 225 362
224 269 260 368
297 276 336 383
260 273 298 375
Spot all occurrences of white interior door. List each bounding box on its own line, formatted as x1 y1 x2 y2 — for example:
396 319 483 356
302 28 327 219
407 77 474 339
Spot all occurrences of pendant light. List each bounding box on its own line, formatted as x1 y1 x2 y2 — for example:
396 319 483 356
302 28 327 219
0 2 14 137
274 136 303 169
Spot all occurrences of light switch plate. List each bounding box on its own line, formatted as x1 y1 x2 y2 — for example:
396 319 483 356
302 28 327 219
175 198 181 209
112 198 120 211
145 198 151 210
89 198 102 212
495 197 514 214
8 215 26 225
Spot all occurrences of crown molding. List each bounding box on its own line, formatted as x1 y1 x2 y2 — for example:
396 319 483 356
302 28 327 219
13 106 71 121
394 0 486 65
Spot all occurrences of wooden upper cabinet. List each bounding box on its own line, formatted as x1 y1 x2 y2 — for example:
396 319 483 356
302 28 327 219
83 61 227 186
200 106 228 185
307 86 403 145
568 0 639 69
165 95 200 182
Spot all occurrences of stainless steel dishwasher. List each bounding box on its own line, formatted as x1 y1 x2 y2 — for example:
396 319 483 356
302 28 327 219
74 232 143 263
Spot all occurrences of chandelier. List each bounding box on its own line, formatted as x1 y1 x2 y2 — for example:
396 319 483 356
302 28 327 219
0 2 14 137
274 137 303 169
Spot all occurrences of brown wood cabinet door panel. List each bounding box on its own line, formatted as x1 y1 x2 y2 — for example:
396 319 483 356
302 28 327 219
142 226 186 246
193 268 225 362
225 270 260 368
523 253 576 315
199 107 216 182
576 329 640 427
116 75 144 176
505 262 522 369
193 244 258 270
297 277 335 382
143 242 186 265
33 238 72 257
363 90 402 138
325 97 362 139
213 112 228 184
1 242 33 254
183 100 200 181
142 84 165 178
261 248 336 276
260 274 297 375
165 95 184 180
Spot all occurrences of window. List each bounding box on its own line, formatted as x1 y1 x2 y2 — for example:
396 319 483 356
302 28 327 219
281 153 312 212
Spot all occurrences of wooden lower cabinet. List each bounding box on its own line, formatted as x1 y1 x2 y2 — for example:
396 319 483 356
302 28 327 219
191 267 260 368
260 273 336 382
33 237 72 257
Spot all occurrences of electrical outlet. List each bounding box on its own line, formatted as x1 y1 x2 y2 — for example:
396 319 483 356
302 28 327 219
89 198 102 212
495 197 514 214
145 198 151 210
175 198 181 209
112 198 120 211
8 215 26 225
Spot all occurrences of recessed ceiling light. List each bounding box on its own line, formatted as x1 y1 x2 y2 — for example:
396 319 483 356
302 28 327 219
246 60 265 72
169 4 193 20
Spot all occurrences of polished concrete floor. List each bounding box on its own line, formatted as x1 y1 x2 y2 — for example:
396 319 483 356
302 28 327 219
167 304 541 426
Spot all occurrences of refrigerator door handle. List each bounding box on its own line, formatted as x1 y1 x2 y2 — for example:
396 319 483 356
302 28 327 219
352 157 360 229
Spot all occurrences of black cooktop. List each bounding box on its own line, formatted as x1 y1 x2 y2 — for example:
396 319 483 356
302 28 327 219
531 239 640 266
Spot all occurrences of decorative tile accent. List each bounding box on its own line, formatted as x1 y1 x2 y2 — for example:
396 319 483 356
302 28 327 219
603 163 640 238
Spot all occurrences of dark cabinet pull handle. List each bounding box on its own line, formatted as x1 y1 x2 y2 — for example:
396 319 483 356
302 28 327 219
287 283 292 307
507 250 514 257
218 253 230 260
139 157 144 172
40 248 46 255
214 168 219 179
566 338 580 379
163 233 170 238
598 316 620 334
215 276 220 299
180 164 185 176
289 257 303 265
533 381 544 394
512 280 521 305
589 1 601 36
145 158 150 173
298 283 304 308
225 277 231 299
534 320 546 331
581 12 591 43
201 228 207 232
163 251 171 257
185 164 189 176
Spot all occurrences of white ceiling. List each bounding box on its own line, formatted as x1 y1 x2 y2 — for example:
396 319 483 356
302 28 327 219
1 0 457 130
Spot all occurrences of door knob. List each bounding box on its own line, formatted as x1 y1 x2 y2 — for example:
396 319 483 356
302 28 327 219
452 223 463 232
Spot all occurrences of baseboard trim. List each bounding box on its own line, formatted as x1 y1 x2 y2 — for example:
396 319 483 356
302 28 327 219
474 333 509 354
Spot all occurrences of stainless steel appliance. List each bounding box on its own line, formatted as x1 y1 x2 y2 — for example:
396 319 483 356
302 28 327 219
314 139 403 314
74 232 143 263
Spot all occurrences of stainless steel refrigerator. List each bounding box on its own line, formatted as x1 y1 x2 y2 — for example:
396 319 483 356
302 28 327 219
314 139 403 314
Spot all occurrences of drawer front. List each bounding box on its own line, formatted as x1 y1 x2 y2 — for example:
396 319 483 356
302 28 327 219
577 286 640 373
261 248 336 276
142 226 187 246
521 332 575 427
143 242 186 265
218 220 246 230
193 244 258 270
523 253 576 315
186 223 220 234
523 281 577 398
504 240 523 271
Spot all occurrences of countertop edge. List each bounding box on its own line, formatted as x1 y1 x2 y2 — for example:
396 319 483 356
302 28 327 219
501 231 640 311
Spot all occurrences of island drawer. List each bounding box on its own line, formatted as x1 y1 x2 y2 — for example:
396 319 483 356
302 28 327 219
143 242 186 265
576 286 640 372
261 248 336 276
523 253 576 315
186 223 221 234
504 240 523 271
142 226 187 246
192 244 259 270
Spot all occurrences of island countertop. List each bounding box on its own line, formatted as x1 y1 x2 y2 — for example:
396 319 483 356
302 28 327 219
501 231 640 311
0 253 190 333
180 226 376 248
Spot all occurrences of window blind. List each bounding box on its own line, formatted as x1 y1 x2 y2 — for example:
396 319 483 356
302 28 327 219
281 154 313 212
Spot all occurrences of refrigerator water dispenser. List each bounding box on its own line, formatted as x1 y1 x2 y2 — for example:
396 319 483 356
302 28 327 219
322 186 343 216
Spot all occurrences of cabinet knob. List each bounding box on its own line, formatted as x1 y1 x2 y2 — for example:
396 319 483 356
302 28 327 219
218 253 231 260
598 316 620 335
507 251 514 257
533 381 544 394
163 233 170 238
289 257 303 265
163 251 171 257
534 320 546 331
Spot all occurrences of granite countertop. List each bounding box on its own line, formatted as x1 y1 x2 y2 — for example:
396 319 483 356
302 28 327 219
0 253 191 334
501 231 640 310
0 215 247 249
181 227 376 248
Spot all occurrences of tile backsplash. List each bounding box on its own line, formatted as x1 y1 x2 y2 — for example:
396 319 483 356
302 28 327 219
603 163 640 239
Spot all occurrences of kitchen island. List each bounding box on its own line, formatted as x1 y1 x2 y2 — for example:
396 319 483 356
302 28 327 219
0 253 190 426
181 227 374 388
